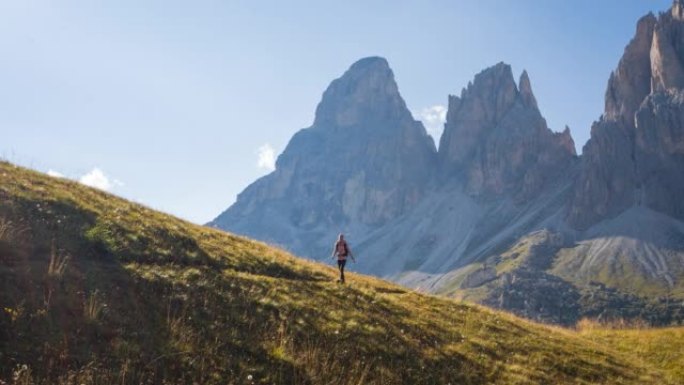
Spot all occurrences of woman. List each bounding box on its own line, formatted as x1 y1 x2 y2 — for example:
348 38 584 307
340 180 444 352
330 233 355 283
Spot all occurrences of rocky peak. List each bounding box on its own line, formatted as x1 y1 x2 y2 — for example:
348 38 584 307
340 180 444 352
518 70 538 109
673 0 684 20
650 6 684 92
313 56 410 128
438 63 518 169
569 5 684 229
556 126 577 156
211 56 437 257
604 13 655 127
438 63 575 198
462 62 519 123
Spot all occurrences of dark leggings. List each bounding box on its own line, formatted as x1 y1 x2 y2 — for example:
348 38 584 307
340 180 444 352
337 259 347 282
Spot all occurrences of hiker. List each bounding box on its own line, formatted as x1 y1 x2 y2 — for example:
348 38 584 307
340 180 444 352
331 233 355 283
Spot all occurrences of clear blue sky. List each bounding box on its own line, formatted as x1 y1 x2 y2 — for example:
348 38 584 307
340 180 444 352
0 0 672 224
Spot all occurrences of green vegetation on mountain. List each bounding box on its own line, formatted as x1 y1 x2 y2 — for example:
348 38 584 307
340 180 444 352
0 161 681 384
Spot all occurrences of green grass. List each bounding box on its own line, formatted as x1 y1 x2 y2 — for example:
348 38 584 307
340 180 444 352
0 161 681 384
577 319 684 384
551 248 677 299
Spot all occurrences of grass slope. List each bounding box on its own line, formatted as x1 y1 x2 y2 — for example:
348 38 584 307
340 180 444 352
578 321 684 385
0 161 679 384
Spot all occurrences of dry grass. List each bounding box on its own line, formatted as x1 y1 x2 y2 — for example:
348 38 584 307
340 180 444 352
83 290 104 322
575 317 652 331
0 161 681 384
0 218 11 241
47 241 70 278
0 216 28 244
578 318 684 384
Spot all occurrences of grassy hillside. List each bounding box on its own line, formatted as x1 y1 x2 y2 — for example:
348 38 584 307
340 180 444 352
578 320 684 385
0 161 680 384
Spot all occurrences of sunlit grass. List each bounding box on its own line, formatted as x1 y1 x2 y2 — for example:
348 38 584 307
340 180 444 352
0 161 681 384
577 318 684 384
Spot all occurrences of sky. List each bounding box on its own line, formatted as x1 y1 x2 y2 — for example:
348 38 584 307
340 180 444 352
0 0 673 224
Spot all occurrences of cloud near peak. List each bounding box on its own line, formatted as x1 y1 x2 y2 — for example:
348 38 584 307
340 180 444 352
414 105 447 143
257 143 276 171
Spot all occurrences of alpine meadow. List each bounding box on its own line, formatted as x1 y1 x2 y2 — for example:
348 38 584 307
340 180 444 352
3 1 684 384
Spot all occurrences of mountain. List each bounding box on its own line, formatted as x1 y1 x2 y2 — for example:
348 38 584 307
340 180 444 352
4 161 682 384
439 63 576 200
213 2 684 325
441 4 684 324
555 4 684 309
211 57 436 259
354 63 577 291
211 57 586 323
568 10 678 228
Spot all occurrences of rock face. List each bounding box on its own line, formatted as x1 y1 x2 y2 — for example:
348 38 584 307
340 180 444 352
439 63 576 200
569 5 684 228
604 13 656 127
210 57 436 257
213 2 684 325
543 2 684 324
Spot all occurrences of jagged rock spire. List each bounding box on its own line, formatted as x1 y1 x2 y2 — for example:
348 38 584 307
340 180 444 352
438 63 575 198
673 0 684 19
519 70 538 109
438 63 518 169
604 13 655 126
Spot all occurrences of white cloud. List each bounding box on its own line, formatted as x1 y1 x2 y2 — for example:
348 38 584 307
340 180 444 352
44 166 124 191
79 168 122 191
256 143 276 171
415 105 447 143
46 169 64 178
